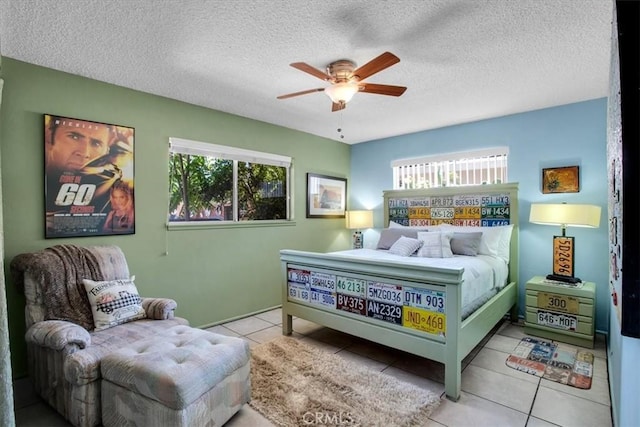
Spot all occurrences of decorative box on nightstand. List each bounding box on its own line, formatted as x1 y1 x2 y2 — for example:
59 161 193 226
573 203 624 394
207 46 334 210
524 276 595 348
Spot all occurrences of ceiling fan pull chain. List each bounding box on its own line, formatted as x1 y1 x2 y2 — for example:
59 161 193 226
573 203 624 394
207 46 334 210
337 111 345 140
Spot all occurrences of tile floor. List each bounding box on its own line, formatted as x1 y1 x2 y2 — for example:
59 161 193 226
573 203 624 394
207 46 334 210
14 308 612 427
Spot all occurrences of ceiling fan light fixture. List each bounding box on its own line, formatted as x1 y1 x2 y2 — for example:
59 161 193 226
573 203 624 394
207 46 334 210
278 52 404 112
324 82 359 104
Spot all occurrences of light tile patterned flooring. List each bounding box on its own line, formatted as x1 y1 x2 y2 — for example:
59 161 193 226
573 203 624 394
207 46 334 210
14 308 612 427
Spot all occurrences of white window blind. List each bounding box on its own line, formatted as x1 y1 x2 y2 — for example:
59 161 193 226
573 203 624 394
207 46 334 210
391 147 508 189
169 137 291 167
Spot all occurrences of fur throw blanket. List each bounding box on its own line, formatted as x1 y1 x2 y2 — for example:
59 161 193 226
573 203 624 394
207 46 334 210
11 244 129 330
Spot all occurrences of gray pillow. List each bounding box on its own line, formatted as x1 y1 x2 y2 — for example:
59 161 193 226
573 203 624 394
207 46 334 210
450 232 483 256
376 228 425 249
388 236 423 257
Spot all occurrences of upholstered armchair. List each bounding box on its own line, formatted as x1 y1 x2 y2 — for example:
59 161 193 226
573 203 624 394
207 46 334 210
11 244 189 427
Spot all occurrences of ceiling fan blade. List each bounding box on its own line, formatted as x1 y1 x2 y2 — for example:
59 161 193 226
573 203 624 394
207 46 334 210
351 52 400 81
290 62 332 81
359 83 407 97
332 102 346 112
277 88 324 100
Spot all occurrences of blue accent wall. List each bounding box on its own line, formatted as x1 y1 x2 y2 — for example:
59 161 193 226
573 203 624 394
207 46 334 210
350 98 609 332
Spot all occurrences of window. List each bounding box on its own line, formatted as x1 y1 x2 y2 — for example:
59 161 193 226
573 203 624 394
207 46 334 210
168 138 291 223
391 147 508 190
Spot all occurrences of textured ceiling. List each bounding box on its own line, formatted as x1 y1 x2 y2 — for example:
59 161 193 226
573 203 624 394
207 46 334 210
0 0 613 144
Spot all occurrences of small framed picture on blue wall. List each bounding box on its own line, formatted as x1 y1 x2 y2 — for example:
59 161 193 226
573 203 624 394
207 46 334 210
542 166 579 194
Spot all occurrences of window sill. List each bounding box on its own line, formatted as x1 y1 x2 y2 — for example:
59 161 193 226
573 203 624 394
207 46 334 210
166 219 296 231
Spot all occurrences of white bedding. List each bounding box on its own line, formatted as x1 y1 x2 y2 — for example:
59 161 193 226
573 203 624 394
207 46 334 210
327 249 509 311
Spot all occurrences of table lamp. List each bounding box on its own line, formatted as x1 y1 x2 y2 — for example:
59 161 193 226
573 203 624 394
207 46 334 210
345 210 374 249
529 203 601 284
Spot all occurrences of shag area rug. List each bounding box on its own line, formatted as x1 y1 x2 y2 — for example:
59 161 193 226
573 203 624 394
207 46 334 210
506 337 593 389
250 336 442 427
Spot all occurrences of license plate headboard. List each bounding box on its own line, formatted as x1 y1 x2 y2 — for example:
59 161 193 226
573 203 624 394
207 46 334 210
383 182 519 285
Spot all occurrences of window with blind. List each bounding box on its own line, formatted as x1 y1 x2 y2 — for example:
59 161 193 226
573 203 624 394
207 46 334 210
168 138 291 222
391 147 509 190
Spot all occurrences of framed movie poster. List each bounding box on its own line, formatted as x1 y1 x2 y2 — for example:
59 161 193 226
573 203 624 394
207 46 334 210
44 114 135 238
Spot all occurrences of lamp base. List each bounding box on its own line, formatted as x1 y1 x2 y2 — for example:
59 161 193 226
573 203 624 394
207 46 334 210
546 274 582 284
352 231 363 249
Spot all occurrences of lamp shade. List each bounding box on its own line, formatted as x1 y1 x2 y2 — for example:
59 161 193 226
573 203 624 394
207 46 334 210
345 210 373 229
529 203 601 228
324 82 360 104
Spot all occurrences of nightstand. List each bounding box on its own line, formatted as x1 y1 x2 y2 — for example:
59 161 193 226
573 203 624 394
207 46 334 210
524 276 595 348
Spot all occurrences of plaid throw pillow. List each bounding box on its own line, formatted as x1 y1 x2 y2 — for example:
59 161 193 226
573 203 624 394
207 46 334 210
82 276 146 331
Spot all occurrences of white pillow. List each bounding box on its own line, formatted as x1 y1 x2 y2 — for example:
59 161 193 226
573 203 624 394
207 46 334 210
495 224 514 262
83 276 146 331
417 231 454 258
388 236 423 257
439 224 514 262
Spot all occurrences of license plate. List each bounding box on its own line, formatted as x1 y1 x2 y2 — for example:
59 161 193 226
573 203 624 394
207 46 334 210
389 207 408 217
481 219 510 226
430 219 454 225
310 271 336 291
408 198 430 207
388 199 409 208
431 196 454 207
403 306 446 336
453 219 481 227
288 282 309 303
481 206 510 218
287 268 310 284
408 207 430 218
537 292 579 314
335 276 366 297
453 196 481 207
366 300 402 325
367 282 403 305
309 288 336 308
336 294 366 316
408 218 431 227
403 287 445 313
454 206 481 219
430 207 455 219
481 194 510 206
537 309 577 330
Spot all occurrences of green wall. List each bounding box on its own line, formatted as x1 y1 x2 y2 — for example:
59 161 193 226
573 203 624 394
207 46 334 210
0 58 351 377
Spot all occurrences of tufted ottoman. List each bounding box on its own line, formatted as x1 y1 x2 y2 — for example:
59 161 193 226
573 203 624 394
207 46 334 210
100 325 251 426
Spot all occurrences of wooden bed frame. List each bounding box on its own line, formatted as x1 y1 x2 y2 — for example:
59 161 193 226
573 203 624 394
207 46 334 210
280 183 519 401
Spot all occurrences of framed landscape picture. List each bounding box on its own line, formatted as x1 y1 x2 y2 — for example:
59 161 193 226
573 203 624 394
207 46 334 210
44 114 135 238
542 166 579 194
306 173 347 218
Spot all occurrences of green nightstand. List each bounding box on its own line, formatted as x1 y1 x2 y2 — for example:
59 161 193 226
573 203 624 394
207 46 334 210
524 276 595 348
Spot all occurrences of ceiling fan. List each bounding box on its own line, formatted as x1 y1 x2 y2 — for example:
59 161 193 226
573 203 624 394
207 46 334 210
277 51 407 112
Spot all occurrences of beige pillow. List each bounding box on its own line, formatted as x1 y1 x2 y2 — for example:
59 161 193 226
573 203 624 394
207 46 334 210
83 276 146 331
417 231 454 258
